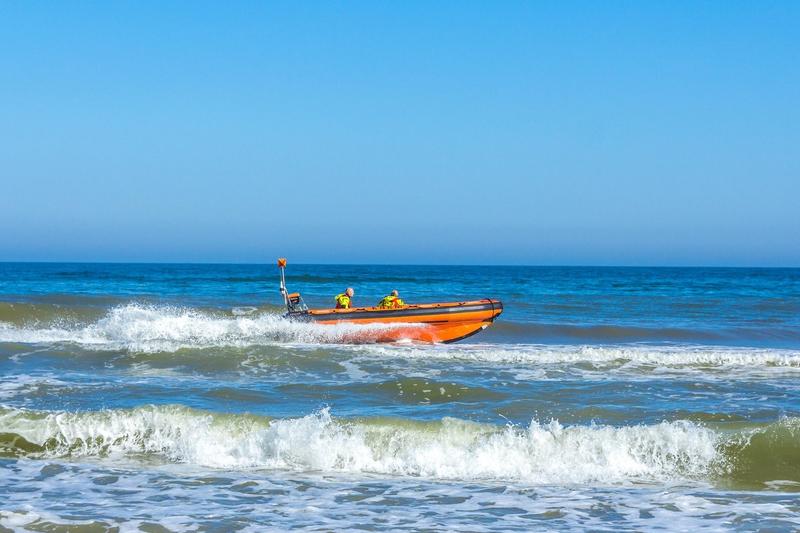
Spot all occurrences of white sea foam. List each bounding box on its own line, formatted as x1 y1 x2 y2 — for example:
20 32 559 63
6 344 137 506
0 375 66 400
1 305 798 372
3 407 799 531
358 343 800 369
0 405 721 484
0 304 419 352
3 468 799 533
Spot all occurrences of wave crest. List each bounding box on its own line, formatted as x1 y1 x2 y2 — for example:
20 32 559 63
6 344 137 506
0 304 419 352
0 405 754 485
361 343 800 369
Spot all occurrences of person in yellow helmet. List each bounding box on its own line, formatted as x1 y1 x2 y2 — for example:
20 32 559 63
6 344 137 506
377 289 405 309
335 287 355 309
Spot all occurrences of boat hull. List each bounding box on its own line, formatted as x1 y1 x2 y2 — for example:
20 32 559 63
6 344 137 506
288 299 503 344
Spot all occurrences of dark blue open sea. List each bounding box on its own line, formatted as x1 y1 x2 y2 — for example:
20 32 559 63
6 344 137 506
1 263 799 531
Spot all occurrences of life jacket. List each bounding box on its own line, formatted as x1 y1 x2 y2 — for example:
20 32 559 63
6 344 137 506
378 295 405 309
335 293 351 309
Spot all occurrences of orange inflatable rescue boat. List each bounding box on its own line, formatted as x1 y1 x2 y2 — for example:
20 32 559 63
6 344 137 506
276 258 503 343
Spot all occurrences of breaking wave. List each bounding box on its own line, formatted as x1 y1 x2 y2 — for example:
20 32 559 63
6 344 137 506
0 303 421 352
2 303 799 371
1 405 797 487
361 344 800 369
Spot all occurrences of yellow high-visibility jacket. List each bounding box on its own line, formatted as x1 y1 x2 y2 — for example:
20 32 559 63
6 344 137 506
335 293 351 309
377 295 405 309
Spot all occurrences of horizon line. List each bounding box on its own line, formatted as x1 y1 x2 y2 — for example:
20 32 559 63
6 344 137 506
1 260 798 269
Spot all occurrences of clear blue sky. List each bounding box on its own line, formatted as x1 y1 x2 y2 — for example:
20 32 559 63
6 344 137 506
1 2 798 265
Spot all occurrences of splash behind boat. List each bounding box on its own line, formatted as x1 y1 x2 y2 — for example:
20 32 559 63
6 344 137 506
276 259 503 343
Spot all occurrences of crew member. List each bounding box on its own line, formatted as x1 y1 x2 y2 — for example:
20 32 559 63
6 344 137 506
335 287 355 309
377 289 405 309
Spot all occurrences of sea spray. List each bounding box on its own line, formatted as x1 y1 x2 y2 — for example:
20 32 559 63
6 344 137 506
0 303 420 351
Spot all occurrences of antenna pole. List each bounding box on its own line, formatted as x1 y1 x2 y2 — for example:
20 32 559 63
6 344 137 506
277 258 288 309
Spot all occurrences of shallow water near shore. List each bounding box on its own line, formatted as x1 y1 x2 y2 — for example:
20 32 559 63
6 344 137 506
1 263 800 531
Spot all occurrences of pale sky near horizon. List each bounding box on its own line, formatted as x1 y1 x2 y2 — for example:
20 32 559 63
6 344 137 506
1 2 798 266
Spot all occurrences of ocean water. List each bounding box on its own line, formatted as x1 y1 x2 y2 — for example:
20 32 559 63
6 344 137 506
1 263 799 531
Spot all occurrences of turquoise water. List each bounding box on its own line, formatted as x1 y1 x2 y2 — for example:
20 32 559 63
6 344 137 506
1 263 799 531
